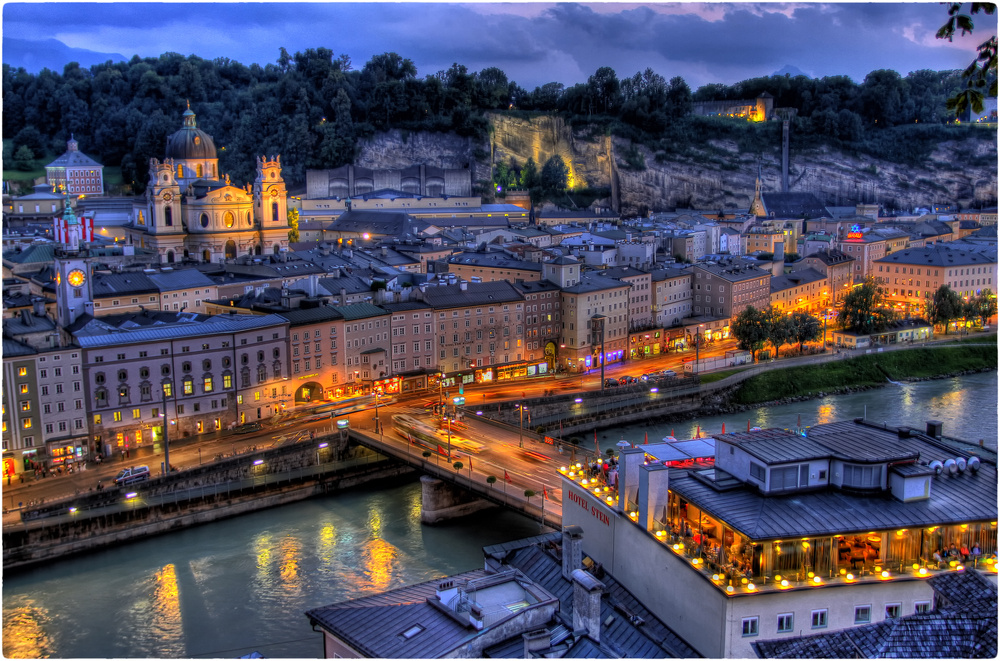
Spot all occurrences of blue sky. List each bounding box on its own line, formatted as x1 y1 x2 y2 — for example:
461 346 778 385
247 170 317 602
3 2 995 89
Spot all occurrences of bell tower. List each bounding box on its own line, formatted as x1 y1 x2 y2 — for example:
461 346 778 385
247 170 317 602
146 158 183 233
54 198 93 327
253 154 288 253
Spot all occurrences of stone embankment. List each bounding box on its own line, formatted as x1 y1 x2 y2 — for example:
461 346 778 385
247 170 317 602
2 435 414 572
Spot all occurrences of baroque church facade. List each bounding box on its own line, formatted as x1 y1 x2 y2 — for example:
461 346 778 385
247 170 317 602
127 105 289 263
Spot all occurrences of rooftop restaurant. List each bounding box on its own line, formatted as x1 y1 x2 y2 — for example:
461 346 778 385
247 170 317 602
560 419 998 597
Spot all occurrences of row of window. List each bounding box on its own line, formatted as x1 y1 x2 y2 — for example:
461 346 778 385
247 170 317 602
741 602 930 637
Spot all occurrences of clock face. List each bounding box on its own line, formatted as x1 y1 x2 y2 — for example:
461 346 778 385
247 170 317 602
67 269 86 287
269 188 278 197
163 192 173 202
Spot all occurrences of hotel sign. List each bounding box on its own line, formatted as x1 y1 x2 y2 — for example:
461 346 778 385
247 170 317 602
566 481 611 527
846 224 864 240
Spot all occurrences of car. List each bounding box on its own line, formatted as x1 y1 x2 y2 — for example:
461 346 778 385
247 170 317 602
660 369 677 378
604 378 620 387
233 422 263 434
618 376 639 385
113 465 150 486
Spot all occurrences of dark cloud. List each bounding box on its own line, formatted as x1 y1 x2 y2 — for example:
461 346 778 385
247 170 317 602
2 2 994 89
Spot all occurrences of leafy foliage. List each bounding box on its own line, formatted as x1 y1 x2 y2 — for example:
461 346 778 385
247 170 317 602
927 284 965 333
967 289 998 326
788 310 822 352
839 278 896 334
731 306 769 361
936 3 997 117
287 206 300 243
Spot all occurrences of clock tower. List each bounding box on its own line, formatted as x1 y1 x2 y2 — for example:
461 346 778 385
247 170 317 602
54 199 93 327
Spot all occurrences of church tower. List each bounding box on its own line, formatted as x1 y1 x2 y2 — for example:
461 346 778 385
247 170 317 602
253 155 289 254
54 196 93 327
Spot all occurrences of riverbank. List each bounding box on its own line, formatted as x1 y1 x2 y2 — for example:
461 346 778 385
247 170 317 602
728 343 997 407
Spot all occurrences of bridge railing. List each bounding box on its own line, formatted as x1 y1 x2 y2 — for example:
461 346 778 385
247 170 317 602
350 429 563 528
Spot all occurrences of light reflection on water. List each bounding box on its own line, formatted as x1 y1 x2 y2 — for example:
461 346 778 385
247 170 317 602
605 372 997 450
2 481 542 658
2 598 53 659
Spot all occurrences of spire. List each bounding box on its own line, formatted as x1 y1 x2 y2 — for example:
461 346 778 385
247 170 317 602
182 101 197 128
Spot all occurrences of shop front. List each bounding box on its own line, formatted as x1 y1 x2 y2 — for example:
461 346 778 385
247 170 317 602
628 330 664 360
48 438 87 467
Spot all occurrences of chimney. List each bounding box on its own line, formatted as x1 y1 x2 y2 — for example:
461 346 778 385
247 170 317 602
20 309 33 327
381 245 388 257
561 525 584 580
339 288 347 305
522 629 550 657
32 298 46 317
459 280 468 291
571 568 605 643
638 463 670 531
772 240 785 277
926 420 943 439
615 447 646 514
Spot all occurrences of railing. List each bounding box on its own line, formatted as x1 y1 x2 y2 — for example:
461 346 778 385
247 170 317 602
350 429 562 528
5 452 391 532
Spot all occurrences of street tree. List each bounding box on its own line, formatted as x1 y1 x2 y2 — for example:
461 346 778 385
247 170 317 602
968 289 998 327
731 306 769 361
788 310 822 353
764 306 794 358
927 284 964 334
839 278 895 334
540 155 569 194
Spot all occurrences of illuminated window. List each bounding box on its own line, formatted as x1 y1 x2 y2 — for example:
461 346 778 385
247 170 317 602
204 377 213 392
20 401 30 412
132 409 141 419
254 391 261 401
112 411 122 422
19 384 28 394
223 374 232 389
17 367 27 376
163 383 172 397
94 414 102 425
22 419 32 429
183 379 193 395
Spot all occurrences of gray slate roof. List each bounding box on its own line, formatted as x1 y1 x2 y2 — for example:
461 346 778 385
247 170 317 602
73 314 286 347
674 420 997 540
759 193 830 219
753 570 997 658
421 280 524 308
875 244 997 268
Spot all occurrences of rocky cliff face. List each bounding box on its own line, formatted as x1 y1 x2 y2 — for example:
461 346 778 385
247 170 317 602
355 116 997 216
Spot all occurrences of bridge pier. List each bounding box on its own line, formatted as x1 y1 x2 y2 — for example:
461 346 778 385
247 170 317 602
420 475 497 525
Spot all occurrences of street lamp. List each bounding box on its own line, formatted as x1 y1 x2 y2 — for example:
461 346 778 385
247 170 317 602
695 324 703 374
373 390 381 435
161 387 171 476
517 404 527 448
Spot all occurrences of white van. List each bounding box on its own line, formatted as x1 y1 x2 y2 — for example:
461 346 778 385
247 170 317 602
114 465 151 486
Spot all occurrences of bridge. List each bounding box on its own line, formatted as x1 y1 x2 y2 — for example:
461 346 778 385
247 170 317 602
346 426 566 529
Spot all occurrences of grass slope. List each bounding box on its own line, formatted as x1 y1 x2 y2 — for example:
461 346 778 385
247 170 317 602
731 345 997 406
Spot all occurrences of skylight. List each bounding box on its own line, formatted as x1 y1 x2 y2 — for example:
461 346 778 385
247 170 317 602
400 624 424 639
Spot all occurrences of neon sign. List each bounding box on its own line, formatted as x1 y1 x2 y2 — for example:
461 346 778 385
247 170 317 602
846 224 864 240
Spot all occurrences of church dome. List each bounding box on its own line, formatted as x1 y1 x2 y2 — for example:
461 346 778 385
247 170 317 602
165 107 217 161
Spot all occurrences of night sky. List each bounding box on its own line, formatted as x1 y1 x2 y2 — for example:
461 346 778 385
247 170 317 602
3 2 996 89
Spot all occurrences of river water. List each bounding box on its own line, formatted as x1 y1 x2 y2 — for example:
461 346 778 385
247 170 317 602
2 372 996 658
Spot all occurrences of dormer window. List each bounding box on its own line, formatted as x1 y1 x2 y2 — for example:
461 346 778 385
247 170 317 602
843 464 882 489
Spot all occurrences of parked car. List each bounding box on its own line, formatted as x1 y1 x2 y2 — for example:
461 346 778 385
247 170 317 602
660 369 677 378
604 378 620 388
618 375 639 385
113 465 150 486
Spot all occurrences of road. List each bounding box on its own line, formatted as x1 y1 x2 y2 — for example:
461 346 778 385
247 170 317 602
4 333 981 523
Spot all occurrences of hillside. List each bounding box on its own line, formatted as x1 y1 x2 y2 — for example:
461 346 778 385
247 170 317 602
355 115 998 216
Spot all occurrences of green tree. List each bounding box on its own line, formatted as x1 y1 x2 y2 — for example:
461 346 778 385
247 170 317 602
788 310 822 352
540 155 569 193
287 206 300 243
968 289 998 327
12 144 35 171
839 278 895 334
927 284 964 334
764 306 794 359
937 3 997 118
731 306 769 361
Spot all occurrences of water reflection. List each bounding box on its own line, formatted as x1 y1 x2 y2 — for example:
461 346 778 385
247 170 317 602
2 598 53 659
150 564 183 656
816 401 835 425
317 522 337 566
278 536 303 598
361 538 398 593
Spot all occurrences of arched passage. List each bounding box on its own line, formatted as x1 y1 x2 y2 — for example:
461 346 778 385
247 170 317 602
295 382 324 404
224 240 237 260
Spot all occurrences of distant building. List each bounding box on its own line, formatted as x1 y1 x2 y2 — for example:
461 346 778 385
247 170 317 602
305 164 472 199
692 92 774 122
45 136 104 196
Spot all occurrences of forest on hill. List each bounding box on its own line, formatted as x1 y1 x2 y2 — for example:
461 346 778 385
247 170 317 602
2 48 990 196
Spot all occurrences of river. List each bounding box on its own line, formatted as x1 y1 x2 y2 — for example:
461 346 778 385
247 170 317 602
2 372 996 658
